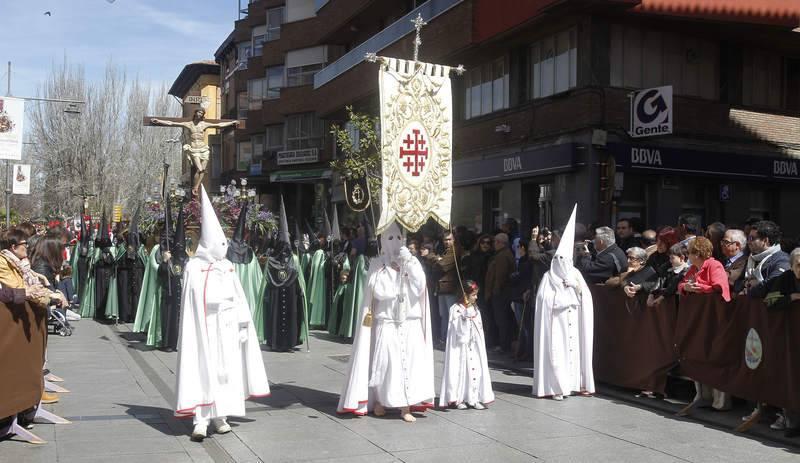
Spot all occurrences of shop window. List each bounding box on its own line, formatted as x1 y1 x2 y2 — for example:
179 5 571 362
266 7 284 41
252 25 267 57
248 78 265 110
530 28 577 99
237 140 253 171
610 25 718 100
265 124 284 159
266 65 284 99
237 92 248 119
538 184 553 229
286 113 324 150
464 57 509 119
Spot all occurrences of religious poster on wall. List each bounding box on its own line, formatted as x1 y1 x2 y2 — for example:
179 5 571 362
12 164 31 195
0 97 24 161
376 57 453 234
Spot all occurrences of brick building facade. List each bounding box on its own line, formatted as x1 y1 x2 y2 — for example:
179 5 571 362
202 0 800 235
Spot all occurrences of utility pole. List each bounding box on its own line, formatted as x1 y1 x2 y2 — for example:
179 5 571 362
5 61 12 228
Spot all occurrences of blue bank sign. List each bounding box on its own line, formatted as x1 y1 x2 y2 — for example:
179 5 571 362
610 143 800 181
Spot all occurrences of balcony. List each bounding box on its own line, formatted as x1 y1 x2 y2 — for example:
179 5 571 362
313 0 464 89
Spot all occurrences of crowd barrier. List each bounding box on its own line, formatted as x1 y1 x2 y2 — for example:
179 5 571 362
590 286 800 412
0 302 46 419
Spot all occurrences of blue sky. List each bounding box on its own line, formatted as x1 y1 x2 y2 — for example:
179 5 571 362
1 0 238 98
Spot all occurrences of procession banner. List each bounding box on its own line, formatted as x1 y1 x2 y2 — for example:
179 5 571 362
12 164 31 194
0 97 24 161
376 57 452 233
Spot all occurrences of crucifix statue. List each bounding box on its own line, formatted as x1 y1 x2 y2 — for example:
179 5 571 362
145 109 242 196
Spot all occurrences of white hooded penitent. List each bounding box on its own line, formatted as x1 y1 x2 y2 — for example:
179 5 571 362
174 186 270 428
532 204 595 398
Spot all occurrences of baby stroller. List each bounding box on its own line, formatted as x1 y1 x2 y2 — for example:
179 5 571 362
48 295 79 337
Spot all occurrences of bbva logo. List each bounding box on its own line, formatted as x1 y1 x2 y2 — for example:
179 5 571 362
774 160 798 177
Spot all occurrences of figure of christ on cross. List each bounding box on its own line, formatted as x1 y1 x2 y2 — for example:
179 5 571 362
147 109 240 197
399 129 428 177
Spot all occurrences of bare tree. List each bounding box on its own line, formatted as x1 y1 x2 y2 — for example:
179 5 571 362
27 58 180 220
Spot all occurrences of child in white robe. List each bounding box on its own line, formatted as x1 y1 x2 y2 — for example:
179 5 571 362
439 280 494 409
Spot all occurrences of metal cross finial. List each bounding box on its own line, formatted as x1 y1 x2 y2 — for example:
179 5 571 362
411 13 427 63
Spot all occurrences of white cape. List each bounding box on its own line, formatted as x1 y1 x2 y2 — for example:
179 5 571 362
532 268 595 397
337 255 434 414
175 257 270 417
438 303 494 407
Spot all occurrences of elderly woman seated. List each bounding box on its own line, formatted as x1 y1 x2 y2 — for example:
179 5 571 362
763 248 800 438
605 247 658 298
678 237 730 302
0 228 64 310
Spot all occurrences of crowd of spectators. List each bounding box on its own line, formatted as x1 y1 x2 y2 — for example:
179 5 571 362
401 213 798 438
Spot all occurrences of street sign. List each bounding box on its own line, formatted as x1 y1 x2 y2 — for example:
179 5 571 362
629 86 672 138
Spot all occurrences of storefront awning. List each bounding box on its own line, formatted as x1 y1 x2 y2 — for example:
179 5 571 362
269 168 332 183
453 143 579 187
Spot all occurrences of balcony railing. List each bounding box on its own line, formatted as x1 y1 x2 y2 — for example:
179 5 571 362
313 0 463 89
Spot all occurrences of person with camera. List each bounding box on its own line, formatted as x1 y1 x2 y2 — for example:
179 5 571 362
575 226 628 284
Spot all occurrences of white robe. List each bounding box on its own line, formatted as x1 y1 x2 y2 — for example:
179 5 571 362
439 303 494 407
337 252 434 414
532 268 595 397
174 257 270 418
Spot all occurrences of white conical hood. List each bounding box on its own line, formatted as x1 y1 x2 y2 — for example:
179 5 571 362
550 204 577 281
195 185 229 262
379 220 404 266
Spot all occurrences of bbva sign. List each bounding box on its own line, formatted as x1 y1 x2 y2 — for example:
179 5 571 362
630 86 673 139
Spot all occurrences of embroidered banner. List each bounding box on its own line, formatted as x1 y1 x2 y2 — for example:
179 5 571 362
376 57 452 234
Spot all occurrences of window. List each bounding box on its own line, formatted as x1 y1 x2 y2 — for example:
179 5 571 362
266 65 284 99
248 78 265 110
237 92 248 119
742 49 798 110
237 141 253 171
252 25 267 57
286 63 324 87
252 134 265 160
237 43 251 69
530 28 577 99
265 124 284 158
609 25 718 100
286 113 324 150
464 57 509 119
266 7 284 41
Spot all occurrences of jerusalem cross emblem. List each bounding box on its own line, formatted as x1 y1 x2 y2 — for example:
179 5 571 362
399 128 428 177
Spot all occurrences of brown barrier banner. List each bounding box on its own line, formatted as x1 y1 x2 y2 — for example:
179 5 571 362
676 295 800 412
0 302 46 419
590 285 678 393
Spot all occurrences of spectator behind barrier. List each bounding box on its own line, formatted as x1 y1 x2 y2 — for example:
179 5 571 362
647 244 690 307
576 226 628 284
720 229 748 295
616 218 643 251
679 237 731 302
744 220 790 298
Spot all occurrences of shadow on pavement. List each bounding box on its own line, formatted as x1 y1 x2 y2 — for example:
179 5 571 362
116 403 189 437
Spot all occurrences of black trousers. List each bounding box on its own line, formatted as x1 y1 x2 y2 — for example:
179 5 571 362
491 292 514 351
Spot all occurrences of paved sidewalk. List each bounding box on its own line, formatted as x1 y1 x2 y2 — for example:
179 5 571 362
2 319 798 462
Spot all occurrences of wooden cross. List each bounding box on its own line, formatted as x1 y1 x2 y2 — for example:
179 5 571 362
141 116 246 130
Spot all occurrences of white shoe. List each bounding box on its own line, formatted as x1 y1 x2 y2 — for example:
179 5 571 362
771 414 786 431
473 402 486 410
212 417 231 434
553 394 564 401
456 403 468 410
191 424 207 442
742 407 759 422
65 309 81 321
